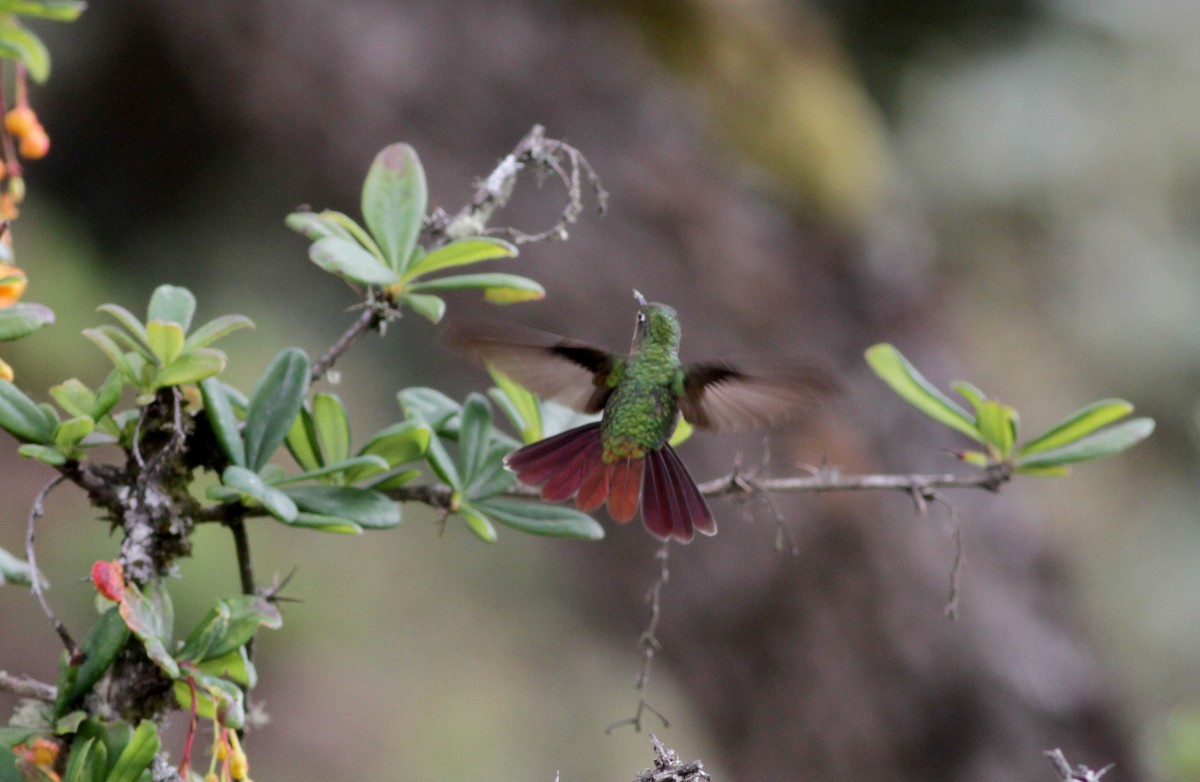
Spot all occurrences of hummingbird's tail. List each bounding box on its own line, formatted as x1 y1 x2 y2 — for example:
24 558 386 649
503 423 715 543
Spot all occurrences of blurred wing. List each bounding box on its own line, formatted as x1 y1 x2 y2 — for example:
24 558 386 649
448 322 617 414
679 362 837 433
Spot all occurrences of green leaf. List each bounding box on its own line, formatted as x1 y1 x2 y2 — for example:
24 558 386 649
0 545 33 586
457 503 497 543
348 420 431 481
0 378 53 442
285 404 321 471
0 302 53 340
400 293 446 323
272 454 388 485
1017 399 1135 457
457 394 492 483
81 328 138 384
956 449 990 467
976 400 1017 458
0 1 86 21
409 272 545 303
463 448 514 500
309 236 399 286
282 485 400 529
52 415 94 448
312 392 351 464
63 738 100 782
424 434 461 490
144 319 183 364
1015 417 1155 468
173 669 244 729
404 237 518 280
1015 464 1070 477
91 370 123 420
473 497 606 539
286 512 364 534
151 348 226 388
194 646 256 688
177 594 281 664
284 211 356 243
183 314 253 351
364 468 423 491
864 343 983 443
50 379 94 418
219 465 298 521
18 443 66 465
243 347 310 471
95 304 149 349
146 285 196 332
486 364 541 443
363 143 427 274
103 721 159 782
0 19 48 82
951 381 987 410
199 378 245 468
117 580 177 679
53 607 130 718
398 387 461 429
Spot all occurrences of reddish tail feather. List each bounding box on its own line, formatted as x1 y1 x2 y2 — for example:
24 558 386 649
504 424 715 542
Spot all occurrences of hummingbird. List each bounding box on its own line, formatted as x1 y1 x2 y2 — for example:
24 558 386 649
452 291 834 543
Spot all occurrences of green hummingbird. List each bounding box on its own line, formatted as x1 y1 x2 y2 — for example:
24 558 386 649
453 291 834 542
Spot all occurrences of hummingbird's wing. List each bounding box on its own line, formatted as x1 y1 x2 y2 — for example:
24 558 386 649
448 322 618 414
679 362 836 433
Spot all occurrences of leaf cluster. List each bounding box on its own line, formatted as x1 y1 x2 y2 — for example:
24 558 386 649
866 343 1154 475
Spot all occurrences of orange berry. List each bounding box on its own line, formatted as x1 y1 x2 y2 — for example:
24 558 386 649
4 106 36 138
19 126 48 159
0 356 12 382
0 262 26 307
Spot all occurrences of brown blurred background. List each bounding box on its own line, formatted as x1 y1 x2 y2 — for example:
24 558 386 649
2 0 1198 779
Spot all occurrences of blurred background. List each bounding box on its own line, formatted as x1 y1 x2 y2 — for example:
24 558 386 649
1 0 1198 779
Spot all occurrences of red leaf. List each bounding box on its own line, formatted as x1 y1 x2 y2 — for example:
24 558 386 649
91 559 125 602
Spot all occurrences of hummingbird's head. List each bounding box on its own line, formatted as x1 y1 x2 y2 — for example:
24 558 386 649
632 292 680 352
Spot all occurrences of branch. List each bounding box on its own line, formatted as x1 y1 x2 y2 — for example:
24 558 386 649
0 671 56 701
696 464 1012 498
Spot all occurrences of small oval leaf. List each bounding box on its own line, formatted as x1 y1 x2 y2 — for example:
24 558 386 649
243 348 311 472
309 236 399 286
1015 417 1155 468
0 302 53 340
473 497 605 540
1017 399 1134 457
147 285 196 332
363 143 427 275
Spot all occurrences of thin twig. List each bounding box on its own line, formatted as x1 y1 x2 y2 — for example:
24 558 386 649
310 307 382 383
26 475 76 654
607 542 671 734
1044 749 1113 781
433 124 607 246
0 671 56 701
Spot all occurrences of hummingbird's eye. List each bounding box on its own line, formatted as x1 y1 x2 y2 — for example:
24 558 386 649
637 311 647 323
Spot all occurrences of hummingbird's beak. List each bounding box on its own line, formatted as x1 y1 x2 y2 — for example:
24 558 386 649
633 289 647 307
